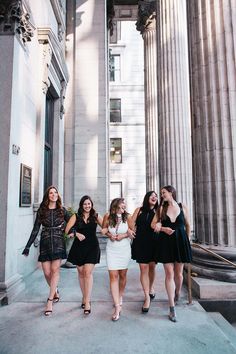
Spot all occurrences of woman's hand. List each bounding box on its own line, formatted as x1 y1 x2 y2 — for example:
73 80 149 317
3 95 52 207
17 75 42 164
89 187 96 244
109 233 117 242
162 227 175 235
127 229 135 239
76 233 86 241
67 233 74 238
154 222 162 233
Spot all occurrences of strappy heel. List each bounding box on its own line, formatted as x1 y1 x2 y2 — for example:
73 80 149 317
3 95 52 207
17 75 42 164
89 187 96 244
44 298 53 316
53 288 60 303
168 306 177 322
112 304 121 321
84 303 91 315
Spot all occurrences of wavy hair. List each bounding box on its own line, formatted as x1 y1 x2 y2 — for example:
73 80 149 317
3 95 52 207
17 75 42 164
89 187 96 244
108 198 128 227
77 195 98 223
140 191 158 213
158 185 177 221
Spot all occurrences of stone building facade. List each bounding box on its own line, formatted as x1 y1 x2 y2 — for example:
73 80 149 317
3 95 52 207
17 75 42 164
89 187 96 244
0 0 236 302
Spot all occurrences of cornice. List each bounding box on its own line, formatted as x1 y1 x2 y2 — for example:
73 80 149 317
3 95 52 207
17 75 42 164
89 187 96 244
0 0 34 43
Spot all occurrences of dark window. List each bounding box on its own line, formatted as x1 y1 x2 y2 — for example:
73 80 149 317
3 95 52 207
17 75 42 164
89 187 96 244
109 54 120 82
110 138 122 163
110 98 121 122
44 92 54 191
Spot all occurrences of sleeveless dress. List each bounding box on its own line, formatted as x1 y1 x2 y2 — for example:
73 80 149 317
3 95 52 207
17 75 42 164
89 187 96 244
67 215 100 266
155 204 192 263
131 208 157 264
106 219 131 270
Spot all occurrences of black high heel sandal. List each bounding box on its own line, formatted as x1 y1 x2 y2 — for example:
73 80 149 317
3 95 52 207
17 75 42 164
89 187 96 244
168 306 177 322
53 288 60 303
44 298 53 316
84 303 91 315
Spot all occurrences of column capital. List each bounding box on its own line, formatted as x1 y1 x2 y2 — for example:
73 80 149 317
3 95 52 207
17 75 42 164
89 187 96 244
0 0 34 43
136 0 156 35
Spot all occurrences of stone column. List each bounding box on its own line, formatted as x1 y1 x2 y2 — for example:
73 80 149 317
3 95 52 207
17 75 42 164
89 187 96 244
187 0 236 281
136 0 159 192
156 0 193 213
65 0 109 214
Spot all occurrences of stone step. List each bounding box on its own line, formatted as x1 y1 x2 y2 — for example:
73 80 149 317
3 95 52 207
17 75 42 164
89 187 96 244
209 312 236 350
0 292 8 306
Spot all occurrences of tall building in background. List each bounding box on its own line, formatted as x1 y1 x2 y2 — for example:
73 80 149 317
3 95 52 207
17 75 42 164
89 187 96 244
109 20 145 212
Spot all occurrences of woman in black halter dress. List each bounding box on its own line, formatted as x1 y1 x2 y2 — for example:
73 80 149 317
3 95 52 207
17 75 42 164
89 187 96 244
131 191 158 313
151 185 192 322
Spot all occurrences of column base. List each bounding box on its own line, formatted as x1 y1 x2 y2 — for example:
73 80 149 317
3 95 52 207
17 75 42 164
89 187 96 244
0 273 25 304
191 244 236 283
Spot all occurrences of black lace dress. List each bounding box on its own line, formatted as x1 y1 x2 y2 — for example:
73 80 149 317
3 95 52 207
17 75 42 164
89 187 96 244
22 207 70 262
155 204 192 263
131 208 157 264
67 215 101 266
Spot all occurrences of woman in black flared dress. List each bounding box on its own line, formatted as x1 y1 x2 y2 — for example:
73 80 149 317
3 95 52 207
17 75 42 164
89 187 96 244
151 185 192 322
131 191 159 313
22 186 70 316
65 195 103 315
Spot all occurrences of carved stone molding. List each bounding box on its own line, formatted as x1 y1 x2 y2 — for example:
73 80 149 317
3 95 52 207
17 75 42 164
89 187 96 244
0 0 34 43
136 0 156 35
42 45 52 94
107 0 115 35
60 80 66 119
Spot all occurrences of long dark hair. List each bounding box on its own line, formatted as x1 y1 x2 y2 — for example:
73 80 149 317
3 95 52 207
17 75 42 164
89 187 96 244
40 186 62 216
140 191 158 213
108 198 128 227
158 185 177 221
77 195 97 223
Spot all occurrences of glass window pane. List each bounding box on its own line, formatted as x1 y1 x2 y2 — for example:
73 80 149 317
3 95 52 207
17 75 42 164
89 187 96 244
110 138 122 163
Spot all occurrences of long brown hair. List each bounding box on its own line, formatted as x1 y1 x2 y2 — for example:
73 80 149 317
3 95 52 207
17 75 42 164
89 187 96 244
108 198 128 227
158 185 177 221
40 186 62 216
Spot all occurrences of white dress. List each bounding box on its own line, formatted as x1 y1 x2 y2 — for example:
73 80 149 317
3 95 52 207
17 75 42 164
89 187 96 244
106 219 131 270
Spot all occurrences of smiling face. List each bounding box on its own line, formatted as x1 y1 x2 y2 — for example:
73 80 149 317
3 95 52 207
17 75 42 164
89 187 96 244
161 188 173 202
149 192 158 206
117 200 126 214
82 199 92 213
48 188 58 203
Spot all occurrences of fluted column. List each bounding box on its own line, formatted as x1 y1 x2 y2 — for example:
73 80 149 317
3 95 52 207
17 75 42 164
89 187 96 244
136 0 159 192
157 0 193 213
188 0 236 281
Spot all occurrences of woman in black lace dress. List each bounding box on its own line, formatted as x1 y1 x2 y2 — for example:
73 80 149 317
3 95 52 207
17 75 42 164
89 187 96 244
131 191 159 313
151 185 192 322
22 186 70 316
65 195 103 315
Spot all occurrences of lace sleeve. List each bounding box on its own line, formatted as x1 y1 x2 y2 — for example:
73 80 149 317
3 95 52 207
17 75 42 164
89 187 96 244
23 210 42 252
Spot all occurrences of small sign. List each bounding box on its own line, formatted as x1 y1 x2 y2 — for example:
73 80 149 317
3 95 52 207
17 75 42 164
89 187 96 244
19 164 32 207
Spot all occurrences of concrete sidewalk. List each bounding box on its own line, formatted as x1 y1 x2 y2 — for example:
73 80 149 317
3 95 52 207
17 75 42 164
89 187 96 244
0 254 236 354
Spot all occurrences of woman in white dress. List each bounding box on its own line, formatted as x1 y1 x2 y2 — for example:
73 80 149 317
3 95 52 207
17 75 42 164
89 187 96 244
102 198 135 321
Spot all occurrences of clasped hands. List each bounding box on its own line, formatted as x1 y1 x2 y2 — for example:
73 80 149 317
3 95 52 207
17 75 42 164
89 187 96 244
154 222 174 236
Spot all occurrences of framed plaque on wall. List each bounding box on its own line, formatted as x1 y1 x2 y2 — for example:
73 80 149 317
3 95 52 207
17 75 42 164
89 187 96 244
19 164 32 207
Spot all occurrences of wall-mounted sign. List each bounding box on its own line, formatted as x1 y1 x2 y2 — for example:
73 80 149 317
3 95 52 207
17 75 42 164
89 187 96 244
19 164 32 207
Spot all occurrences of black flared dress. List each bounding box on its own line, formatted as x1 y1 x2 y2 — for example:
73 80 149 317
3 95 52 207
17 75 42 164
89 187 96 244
67 215 100 266
131 208 157 264
155 205 192 263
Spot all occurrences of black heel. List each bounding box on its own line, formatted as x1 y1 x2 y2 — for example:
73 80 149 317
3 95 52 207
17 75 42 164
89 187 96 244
44 298 53 316
84 303 91 315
